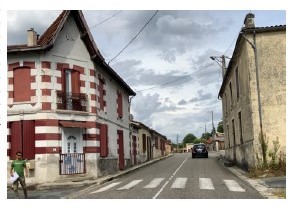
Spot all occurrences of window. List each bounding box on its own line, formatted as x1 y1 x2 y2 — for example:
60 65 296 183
142 134 146 153
63 69 80 94
117 91 123 118
232 119 235 146
10 121 35 160
238 112 243 144
227 125 230 148
13 67 31 102
235 67 240 101
229 82 233 108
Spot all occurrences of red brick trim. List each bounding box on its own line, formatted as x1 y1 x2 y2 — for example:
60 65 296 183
7 135 11 142
41 75 51 83
23 61 35 69
8 91 13 98
35 147 61 154
42 61 51 69
73 65 84 74
7 149 11 157
56 63 69 71
83 134 99 140
57 77 62 84
8 62 20 71
42 102 51 110
90 82 96 89
35 133 61 140
91 107 97 113
80 81 85 87
90 94 96 101
83 147 100 153
42 89 52 96
90 69 95 77
8 78 13 85
31 76 36 83
30 90 36 96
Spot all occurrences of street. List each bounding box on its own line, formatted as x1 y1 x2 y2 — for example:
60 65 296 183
68 152 263 199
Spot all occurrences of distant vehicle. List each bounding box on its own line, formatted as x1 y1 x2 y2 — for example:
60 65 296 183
192 143 208 158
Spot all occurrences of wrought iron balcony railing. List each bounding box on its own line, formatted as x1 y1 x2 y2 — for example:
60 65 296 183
56 91 88 112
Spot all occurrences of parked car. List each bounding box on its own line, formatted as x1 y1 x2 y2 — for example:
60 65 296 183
192 143 208 158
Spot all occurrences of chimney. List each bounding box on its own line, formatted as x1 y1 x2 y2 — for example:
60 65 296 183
27 28 37 46
244 13 255 28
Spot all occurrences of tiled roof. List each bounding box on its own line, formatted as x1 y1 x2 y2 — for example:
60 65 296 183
37 10 67 46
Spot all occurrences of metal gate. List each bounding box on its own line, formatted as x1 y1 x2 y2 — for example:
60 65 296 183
59 153 86 175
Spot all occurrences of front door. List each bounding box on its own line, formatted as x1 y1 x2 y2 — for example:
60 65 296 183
60 128 85 175
62 128 83 154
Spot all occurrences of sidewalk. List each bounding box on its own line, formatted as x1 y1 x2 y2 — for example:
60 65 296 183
218 156 286 199
7 154 173 199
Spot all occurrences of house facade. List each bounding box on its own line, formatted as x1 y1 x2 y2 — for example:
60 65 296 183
7 10 135 184
130 121 167 164
218 13 286 169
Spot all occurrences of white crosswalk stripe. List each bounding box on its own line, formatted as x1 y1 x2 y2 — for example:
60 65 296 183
143 178 165 188
171 178 187 188
199 178 215 190
90 182 122 194
224 180 246 192
116 180 143 190
88 177 247 194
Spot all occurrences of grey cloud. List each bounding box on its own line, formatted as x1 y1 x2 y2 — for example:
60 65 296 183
178 99 187 105
112 59 194 88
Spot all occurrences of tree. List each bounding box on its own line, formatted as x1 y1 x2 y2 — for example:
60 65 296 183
182 133 197 146
201 132 212 140
217 121 224 133
193 138 203 144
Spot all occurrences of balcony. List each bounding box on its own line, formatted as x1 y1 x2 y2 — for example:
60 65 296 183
56 91 88 112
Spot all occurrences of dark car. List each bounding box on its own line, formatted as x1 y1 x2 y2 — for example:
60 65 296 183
192 143 208 158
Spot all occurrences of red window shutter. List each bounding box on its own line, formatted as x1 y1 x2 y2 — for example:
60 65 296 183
117 92 123 118
22 120 35 160
142 134 146 153
100 124 108 157
99 80 104 111
14 67 31 102
61 69 66 92
10 122 22 160
71 71 80 94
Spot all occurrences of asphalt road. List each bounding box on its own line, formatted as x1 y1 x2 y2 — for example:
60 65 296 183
71 152 263 199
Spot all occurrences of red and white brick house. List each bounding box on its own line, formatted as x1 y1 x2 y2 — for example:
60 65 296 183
7 10 135 184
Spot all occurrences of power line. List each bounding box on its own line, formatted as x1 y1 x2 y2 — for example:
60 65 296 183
135 63 213 93
108 10 159 65
90 11 122 29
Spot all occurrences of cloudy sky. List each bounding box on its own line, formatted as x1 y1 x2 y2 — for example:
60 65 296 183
6 9 286 142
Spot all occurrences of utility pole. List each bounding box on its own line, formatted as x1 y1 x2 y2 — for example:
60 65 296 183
176 134 179 153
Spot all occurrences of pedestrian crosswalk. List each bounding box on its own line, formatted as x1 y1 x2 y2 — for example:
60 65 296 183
90 177 246 194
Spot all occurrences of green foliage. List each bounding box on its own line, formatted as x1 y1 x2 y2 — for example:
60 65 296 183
259 130 268 167
217 121 224 133
182 133 197 146
249 134 286 178
193 138 203 144
201 132 212 140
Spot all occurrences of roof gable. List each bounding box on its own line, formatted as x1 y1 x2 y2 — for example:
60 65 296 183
8 10 135 95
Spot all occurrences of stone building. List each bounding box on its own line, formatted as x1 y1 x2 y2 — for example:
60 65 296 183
218 13 286 169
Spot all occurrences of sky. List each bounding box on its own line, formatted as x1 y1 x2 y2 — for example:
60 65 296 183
1 0 296 211
6 9 286 143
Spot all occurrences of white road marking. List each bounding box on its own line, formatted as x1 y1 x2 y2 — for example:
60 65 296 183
224 180 246 192
90 182 121 194
116 180 143 190
199 178 215 190
171 178 187 188
143 178 165 188
152 154 190 199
